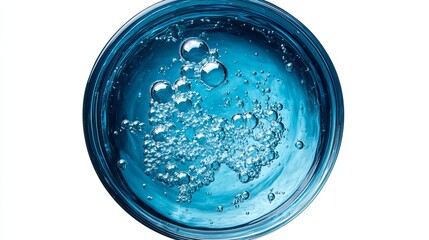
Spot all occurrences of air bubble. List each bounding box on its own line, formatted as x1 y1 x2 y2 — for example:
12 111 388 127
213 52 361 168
268 193 275 202
165 162 177 173
117 159 127 170
180 37 209 62
180 65 195 79
239 171 250 183
174 78 191 92
243 112 258 129
200 60 227 88
209 48 219 60
266 110 278 121
174 96 193 112
211 161 220 171
232 114 245 128
150 80 174 103
242 191 250 200
152 125 167 142
295 140 305 149
271 121 284 131
177 172 191 185
217 205 223 212
286 62 294 72
121 119 131 130
247 145 258 157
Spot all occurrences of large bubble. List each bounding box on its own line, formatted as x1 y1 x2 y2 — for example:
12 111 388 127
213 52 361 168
180 37 210 63
200 60 227 88
150 80 174 103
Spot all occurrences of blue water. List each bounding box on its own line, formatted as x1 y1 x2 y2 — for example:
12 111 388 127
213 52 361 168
106 16 323 229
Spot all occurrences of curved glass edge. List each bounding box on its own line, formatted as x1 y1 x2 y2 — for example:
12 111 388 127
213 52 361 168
82 0 344 239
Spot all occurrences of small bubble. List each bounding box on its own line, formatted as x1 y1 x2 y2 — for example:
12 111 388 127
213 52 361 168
147 196 153 201
151 125 167 142
150 80 174 103
247 145 259 157
180 65 195 79
113 130 119 135
117 159 127 170
244 79 249 84
142 183 146 188
177 171 191 185
174 96 193 112
266 110 278 121
295 140 305 150
252 71 257 76
174 78 191 92
242 191 250 200
224 97 231 107
246 212 250 215
266 149 276 161
217 205 223 212
268 193 275 202
276 103 284 110
211 160 221 171
159 66 166 74
243 112 258 129
239 171 250 183
232 114 245 128
271 121 284 131
165 162 177 173
200 60 227 88
180 37 209 62
121 119 131 130
254 52 259 56
286 62 294 72
209 48 219 59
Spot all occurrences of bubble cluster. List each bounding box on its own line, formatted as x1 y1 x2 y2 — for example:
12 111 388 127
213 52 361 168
138 37 287 203
178 38 227 89
118 119 145 134
231 191 250 208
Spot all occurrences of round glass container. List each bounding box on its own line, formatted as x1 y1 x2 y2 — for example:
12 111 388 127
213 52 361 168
83 0 344 239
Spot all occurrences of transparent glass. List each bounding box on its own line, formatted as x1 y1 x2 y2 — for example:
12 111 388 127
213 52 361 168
83 0 344 239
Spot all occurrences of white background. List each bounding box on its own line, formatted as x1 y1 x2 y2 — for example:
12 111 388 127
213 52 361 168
1 0 429 239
